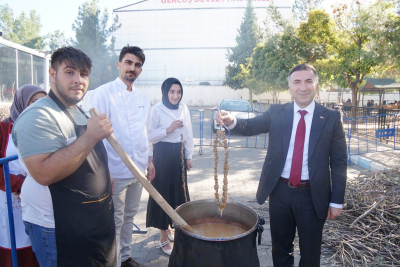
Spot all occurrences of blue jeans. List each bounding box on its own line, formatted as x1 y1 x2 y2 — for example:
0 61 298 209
24 221 57 267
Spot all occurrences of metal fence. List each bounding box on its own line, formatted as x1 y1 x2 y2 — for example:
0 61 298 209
189 109 273 154
190 108 400 161
342 105 400 118
346 113 400 160
189 109 205 154
1 154 19 267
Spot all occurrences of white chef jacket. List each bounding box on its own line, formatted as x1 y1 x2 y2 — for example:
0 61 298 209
148 102 194 159
82 77 152 178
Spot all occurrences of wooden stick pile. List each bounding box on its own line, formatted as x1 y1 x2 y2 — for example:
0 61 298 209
322 169 400 266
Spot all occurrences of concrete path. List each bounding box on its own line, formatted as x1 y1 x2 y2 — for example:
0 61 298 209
124 146 371 267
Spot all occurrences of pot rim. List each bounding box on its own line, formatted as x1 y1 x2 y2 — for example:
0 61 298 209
173 199 260 242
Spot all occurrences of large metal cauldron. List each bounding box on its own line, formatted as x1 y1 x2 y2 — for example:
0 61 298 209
169 199 264 267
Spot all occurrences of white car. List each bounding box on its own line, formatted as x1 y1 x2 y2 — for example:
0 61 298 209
213 99 257 133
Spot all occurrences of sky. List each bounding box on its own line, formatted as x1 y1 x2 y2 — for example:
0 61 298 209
1 0 346 42
1 0 136 40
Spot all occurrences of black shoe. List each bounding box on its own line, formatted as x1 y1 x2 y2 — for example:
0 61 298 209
121 257 144 267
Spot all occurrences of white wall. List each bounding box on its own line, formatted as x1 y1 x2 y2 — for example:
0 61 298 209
112 0 293 85
137 85 250 106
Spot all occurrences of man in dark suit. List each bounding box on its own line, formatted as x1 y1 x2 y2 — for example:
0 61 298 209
216 63 347 267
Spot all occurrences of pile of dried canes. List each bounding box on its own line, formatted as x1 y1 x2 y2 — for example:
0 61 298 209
322 169 400 266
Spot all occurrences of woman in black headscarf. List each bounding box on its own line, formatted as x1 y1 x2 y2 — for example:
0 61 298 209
0 85 47 267
146 78 194 255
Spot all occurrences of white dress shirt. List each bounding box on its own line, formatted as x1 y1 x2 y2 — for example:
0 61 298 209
148 102 194 159
280 101 314 180
227 100 342 208
81 77 152 179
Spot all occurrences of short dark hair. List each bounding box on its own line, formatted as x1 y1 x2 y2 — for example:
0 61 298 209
119 45 145 65
288 63 318 85
51 47 92 73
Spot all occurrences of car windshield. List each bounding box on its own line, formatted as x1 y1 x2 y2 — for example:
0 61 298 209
220 100 253 112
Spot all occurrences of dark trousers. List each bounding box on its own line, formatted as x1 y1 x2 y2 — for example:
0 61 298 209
269 181 326 267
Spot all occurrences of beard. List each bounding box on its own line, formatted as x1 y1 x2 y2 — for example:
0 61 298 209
122 71 137 82
55 76 86 106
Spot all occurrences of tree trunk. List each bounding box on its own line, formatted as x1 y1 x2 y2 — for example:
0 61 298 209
249 89 253 103
271 91 279 103
351 85 359 130
362 93 364 106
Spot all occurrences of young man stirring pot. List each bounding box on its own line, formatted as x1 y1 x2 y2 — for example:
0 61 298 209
13 47 116 267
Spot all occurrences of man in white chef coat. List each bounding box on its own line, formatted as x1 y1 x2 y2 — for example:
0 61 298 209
82 45 155 267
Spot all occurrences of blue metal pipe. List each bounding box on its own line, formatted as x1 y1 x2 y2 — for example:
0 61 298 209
393 115 396 150
189 110 203 155
210 110 214 146
366 117 369 153
357 118 360 155
199 110 203 155
1 154 19 267
347 119 352 162
0 154 18 164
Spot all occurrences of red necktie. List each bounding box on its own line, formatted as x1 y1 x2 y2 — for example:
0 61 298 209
289 110 307 187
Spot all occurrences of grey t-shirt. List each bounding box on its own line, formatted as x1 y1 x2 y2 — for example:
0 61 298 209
11 96 87 228
12 96 87 158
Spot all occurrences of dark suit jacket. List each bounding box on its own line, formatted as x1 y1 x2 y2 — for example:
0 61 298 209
232 102 347 219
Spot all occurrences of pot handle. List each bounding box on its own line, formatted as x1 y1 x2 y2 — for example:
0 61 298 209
257 217 265 245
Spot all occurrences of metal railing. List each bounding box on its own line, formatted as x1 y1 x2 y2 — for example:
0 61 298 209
343 105 400 118
189 109 205 155
207 109 269 149
346 113 400 161
188 108 400 159
322 102 336 109
1 154 19 267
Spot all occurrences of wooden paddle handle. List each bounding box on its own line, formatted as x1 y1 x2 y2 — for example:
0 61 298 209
89 108 194 233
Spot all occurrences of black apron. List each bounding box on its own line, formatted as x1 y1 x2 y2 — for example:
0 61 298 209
48 91 116 267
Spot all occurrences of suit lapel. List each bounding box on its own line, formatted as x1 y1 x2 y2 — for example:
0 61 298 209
280 102 294 162
308 103 328 161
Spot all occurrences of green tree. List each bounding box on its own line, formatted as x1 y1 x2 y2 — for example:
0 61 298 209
72 0 121 90
237 2 326 103
378 3 400 74
250 24 324 103
0 4 45 49
234 62 268 100
225 0 262 101
292 0 323 22
298 1 395 111
0 4 14 38
48 30 69 51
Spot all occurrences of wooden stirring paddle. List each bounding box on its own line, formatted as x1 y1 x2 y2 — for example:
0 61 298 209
89 108 194 233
